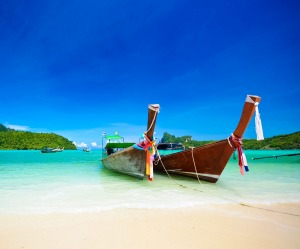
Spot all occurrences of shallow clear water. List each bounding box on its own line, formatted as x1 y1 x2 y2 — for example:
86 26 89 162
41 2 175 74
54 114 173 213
0 150 299 214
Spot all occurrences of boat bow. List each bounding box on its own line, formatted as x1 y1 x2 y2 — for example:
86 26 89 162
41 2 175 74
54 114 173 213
154 95 262 183
101 104 160 179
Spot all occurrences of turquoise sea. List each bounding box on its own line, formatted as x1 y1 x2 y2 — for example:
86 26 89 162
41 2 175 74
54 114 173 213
0 150 299 214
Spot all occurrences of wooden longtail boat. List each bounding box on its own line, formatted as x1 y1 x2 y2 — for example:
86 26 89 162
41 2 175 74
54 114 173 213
154 95 263 183
101 104 160 179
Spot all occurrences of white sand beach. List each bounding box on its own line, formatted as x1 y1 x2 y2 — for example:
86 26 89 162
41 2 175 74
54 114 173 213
1 203 299 249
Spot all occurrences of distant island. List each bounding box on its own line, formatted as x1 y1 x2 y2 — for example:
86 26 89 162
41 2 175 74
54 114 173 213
161 131 300 150
1 122 299 150
0 124 77 150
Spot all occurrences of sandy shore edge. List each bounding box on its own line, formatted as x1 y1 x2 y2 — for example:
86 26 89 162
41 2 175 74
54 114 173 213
1 203 300 249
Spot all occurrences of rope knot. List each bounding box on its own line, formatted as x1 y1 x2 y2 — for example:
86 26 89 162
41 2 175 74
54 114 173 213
133 134 156 181
133 134 155 151
228 133 249 175
229 133 243 146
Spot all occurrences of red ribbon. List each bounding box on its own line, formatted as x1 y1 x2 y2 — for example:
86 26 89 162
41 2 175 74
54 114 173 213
230 134 245 175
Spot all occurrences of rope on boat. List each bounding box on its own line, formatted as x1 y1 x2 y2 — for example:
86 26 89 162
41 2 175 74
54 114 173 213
227 137 233 148
134 134 156 181
228 133 249 175
133 106 159 181
191 147 202 184
144 108 158 134
154 146 204 186
154 148 189 188
154 146 203 185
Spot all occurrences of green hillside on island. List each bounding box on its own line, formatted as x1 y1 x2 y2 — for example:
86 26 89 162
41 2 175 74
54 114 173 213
0 124 76 150
1 122 299 151
161 131 300 150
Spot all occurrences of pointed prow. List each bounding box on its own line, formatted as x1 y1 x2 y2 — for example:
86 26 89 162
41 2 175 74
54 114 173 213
145 104 160 141
233 95 262 139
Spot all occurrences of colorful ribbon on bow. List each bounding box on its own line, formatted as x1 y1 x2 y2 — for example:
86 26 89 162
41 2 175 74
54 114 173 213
133 134 156 181
229 134 249 175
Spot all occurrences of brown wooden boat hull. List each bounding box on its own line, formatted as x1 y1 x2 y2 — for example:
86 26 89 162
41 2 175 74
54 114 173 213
154 140 233 183
154 95 262 183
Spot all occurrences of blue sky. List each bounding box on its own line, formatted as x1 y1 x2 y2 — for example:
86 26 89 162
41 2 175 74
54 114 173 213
1 0 299 148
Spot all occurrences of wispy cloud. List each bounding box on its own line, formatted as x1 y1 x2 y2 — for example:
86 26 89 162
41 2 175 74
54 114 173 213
5 124 29 131
73 142 87 148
